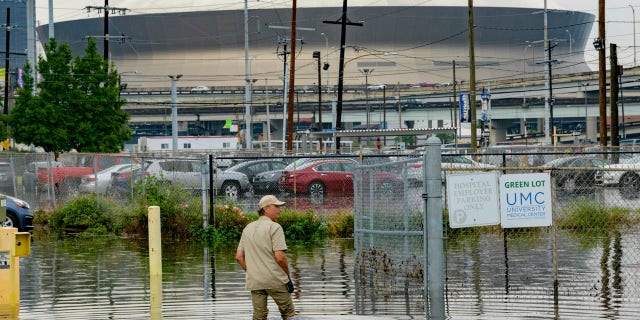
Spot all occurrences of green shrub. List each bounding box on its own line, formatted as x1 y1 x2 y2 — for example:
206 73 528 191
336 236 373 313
326 210 354 238
48 194 118 234
278 209 328 242
129 176 202 240
197 203 254 245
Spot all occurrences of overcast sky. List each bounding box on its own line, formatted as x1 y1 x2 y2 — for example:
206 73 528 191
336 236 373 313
556 0 638 69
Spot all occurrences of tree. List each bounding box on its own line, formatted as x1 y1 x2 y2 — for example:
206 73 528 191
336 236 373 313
9 38 131 154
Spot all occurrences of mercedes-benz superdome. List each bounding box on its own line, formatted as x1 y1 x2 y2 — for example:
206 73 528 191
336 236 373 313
37 0 595 89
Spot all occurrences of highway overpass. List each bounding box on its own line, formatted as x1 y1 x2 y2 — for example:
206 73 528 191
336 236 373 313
120 71 640 146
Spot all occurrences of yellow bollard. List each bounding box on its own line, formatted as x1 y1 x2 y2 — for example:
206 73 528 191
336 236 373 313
147 206 163 318
0 227 31 316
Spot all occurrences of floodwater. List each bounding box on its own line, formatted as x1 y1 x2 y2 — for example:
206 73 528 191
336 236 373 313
11 227 640 320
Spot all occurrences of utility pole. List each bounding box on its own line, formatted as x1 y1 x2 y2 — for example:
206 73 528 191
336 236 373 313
468 0 477 152
85 1 128 61
1 8 18 115
278 38 289 152
313 51 323 153
452 60 458 145
547 40 557 140
597 0 607 147
323 0 363 153
285 0 298 152
610 44 619 148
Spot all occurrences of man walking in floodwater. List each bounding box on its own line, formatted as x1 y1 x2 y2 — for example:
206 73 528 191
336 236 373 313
236 195 297 320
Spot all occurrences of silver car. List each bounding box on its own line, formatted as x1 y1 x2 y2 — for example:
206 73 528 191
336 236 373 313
79 163 140 194
144 159 251 200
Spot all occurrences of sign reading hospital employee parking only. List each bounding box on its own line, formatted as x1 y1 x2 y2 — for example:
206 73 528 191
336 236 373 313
499 173 552 228
446 172 500 228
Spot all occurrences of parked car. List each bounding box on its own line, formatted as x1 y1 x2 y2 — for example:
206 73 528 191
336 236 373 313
22 161 64 195
106 165 149 196
144 159 251 200
279 158 402 197
1 195 34 232
595 155 640 191
406 154 496 185
0 162 15 192
541 156 607 191
36 155 134 196
366 84 386 90
253 158 316 194
190 85 210 93
79 164 141 194
225 159 287 186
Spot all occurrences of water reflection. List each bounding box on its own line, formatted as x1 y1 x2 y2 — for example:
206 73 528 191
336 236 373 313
13 228 640 319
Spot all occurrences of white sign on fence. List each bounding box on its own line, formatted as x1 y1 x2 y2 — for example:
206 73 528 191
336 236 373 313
446 172 500 228
499 173 552 228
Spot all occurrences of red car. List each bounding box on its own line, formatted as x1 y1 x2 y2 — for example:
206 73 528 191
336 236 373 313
278 159 402 196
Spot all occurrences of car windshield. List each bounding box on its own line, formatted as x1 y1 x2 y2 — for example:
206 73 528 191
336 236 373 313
283 158 316 171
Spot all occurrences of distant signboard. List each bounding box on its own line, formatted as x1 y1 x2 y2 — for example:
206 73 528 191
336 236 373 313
499 173 552 228
446 172 500 228
459 93 470 123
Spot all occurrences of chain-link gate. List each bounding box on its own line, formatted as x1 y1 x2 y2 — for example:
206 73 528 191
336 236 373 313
354 146 640 318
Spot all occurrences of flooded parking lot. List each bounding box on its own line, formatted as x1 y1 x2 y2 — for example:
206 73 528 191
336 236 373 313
13 224 640 319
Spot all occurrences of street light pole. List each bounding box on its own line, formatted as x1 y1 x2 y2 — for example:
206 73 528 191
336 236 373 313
360 68 374 130
244 0 253 150
565 29 572 55
320 32 329 89
523 42 531 107
169 74 183 154
543 0 551 145
265 78 272 151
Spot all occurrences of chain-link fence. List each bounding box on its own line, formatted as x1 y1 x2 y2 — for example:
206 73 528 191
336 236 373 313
353 146 640 317
6 149 640 316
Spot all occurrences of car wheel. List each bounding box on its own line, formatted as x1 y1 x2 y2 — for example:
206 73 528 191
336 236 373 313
308 181 325 196
2 213 17 229
221 181 241 200
620 173 640 194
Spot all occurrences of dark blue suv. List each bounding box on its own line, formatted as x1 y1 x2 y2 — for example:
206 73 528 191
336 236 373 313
1 195 34 232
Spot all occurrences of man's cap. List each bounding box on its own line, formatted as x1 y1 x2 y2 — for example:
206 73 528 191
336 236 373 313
258 195 286 210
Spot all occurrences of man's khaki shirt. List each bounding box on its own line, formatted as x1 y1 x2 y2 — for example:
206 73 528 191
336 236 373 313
237 216 289 290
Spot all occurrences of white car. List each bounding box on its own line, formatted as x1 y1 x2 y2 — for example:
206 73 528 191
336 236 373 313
595 155 640 187
79 164 140 194
406 154 496 185
190 85 210 93
366 84 386 90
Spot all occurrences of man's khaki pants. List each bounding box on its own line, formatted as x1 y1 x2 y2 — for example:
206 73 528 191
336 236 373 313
250 285 296 320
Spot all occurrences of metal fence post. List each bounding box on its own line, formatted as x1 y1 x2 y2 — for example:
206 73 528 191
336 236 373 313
424 136 444 318
200 154 208 228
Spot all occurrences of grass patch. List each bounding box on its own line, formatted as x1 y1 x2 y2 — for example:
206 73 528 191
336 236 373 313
558 198 637 232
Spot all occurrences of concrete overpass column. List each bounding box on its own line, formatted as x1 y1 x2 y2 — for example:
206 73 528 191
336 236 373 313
537 118 544 136
490 119 510 144
586 116 598 142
